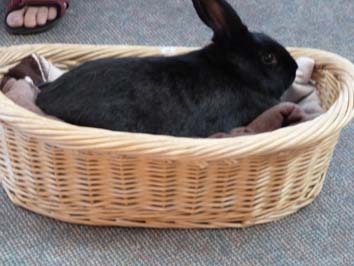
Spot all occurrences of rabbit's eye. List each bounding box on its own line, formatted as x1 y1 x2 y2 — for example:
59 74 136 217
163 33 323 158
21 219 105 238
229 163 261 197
262 53 277 65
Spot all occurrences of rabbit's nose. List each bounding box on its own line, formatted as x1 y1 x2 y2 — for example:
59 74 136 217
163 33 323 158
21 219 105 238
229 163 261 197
291 59 298 72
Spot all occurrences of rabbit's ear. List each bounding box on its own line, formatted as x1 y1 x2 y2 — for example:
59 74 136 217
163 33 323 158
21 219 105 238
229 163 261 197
192 0 249 41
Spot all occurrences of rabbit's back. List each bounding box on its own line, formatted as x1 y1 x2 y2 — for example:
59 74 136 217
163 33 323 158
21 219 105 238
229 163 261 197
36 54 276 137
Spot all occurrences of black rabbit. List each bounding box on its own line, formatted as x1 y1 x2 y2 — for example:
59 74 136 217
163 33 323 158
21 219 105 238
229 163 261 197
36 0 298 138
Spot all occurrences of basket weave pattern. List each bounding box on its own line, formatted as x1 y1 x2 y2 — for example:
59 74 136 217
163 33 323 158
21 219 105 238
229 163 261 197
0 44 353 228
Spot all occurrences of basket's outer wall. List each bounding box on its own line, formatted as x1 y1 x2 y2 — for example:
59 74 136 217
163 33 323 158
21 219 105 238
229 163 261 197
0 44 353 228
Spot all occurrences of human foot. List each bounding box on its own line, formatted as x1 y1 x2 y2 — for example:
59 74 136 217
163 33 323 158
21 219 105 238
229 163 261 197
5 1 69 34
6 6 62 29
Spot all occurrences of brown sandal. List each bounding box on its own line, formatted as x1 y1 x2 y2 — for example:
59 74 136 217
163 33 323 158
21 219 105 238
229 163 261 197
5 0 69 35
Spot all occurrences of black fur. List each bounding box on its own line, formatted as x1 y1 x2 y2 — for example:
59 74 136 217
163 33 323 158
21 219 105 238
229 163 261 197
36 0 298 137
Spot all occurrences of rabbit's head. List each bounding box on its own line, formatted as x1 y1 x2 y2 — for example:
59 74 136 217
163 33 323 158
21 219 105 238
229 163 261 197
193 0 298 98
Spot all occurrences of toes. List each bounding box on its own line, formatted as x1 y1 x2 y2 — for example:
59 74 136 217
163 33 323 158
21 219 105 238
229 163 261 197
6 8 25 28
48 7 58 21
37 7 49 26
24 7 39 28
7 5 60 30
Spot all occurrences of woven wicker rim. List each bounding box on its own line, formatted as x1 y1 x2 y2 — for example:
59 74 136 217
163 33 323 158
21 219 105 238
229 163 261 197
0 44 353 160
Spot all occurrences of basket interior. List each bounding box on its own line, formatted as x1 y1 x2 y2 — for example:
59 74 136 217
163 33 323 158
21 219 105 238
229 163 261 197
312 68 341 111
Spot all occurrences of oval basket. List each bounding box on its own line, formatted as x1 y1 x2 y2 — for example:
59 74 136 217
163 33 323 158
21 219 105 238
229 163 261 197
0 44 353 229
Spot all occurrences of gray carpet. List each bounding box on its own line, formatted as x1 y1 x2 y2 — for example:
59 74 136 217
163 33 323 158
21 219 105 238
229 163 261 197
0 1 354 265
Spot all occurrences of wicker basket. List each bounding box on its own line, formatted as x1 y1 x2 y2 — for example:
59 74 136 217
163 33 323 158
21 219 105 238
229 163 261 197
0 44 353 229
